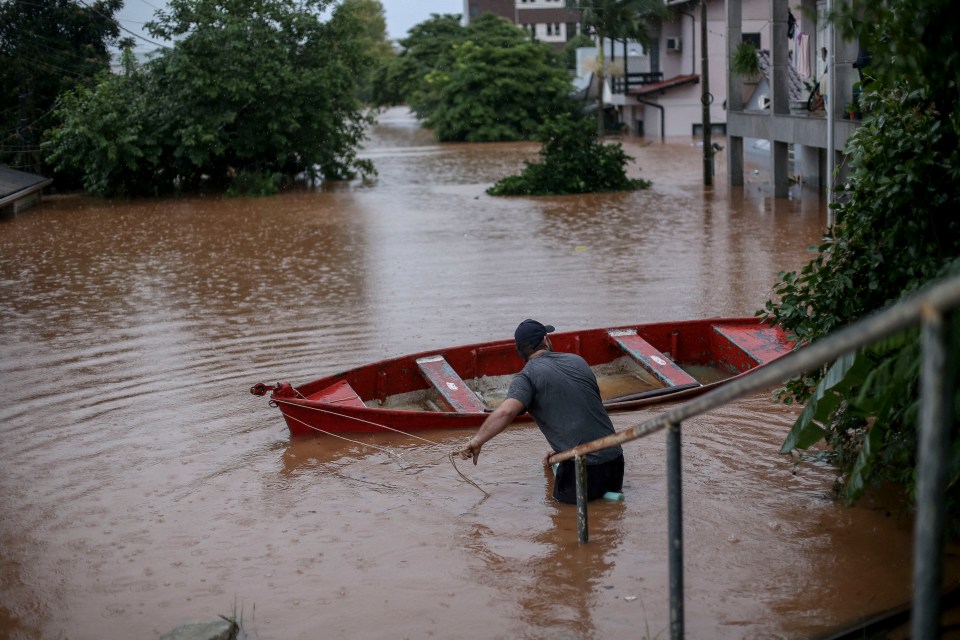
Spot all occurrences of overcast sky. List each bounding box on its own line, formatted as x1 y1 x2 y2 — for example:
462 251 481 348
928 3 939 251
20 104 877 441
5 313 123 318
117 0 465 51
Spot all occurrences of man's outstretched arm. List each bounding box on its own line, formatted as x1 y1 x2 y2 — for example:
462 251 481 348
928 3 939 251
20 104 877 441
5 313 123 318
456 398 525 465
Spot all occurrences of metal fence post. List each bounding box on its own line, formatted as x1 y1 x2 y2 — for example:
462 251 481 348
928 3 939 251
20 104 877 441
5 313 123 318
576 455 589 543
667 421 685 639
912 307 956 638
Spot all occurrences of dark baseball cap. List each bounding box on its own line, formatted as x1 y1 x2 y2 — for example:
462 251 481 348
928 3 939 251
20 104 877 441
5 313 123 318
515 319 555 358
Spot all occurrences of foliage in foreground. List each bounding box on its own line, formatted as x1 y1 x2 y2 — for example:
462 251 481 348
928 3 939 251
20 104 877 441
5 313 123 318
43 0 375 197
374 13 577 143
487 114 650 196
761 0 960 527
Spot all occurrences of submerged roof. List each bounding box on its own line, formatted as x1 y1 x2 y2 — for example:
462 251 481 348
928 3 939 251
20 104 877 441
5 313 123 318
0 166 52 207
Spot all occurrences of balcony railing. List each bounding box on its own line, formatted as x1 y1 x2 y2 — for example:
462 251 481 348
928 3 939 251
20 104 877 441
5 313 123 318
610 72 664 95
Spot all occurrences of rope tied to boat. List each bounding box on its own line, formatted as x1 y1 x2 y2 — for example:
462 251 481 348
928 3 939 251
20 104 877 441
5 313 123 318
269 397 489 496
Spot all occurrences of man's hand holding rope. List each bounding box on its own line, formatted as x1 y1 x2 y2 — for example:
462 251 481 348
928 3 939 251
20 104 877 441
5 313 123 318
453 398 525 467
457 439 483 465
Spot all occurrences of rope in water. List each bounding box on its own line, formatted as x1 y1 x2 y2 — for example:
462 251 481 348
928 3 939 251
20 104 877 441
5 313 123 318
278 410 408 467
272 398 442 445
271 397 489 495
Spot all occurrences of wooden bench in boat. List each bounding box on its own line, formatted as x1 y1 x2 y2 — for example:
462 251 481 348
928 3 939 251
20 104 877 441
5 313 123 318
608 329 700 388
306 379 367 408
416 355 488 413
712 324 793 364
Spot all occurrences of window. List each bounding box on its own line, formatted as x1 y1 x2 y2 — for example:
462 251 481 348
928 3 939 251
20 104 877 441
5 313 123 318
742 33 761 49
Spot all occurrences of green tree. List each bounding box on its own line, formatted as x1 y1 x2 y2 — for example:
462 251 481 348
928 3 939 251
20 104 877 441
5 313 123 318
376 12 576 143
371 13 463 112
340 0 394 103
487 112 649 195
0 0 121 174
761 0 960 525
425 15 577 142
566 0 666 134
44 0 374 196
43 54 166 196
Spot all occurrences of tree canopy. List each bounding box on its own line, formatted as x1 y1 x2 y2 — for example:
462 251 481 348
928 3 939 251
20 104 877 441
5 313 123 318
374 13 578 143
370 13 463 113
0 0 121 174
761 0 960 527
339 0 395 103
43 0 377 196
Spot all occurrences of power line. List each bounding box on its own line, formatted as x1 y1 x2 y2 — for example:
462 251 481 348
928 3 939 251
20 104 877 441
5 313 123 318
3 0 170 50
73 0 170 48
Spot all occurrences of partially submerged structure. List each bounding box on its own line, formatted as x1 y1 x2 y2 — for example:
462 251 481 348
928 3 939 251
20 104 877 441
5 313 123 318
0 166 53 217
464 0 863 198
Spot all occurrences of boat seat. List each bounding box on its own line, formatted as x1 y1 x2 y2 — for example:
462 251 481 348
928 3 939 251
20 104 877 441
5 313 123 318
713 324 794 365
608 329 700 388
416 355 488 413
305 379 367 408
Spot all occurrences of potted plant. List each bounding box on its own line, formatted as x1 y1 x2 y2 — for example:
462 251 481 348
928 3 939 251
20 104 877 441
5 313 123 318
845 99 858 120
730 41 761 81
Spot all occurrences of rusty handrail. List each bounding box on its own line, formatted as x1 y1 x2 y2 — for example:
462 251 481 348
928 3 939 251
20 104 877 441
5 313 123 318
549 272 960 640
548 273 960 465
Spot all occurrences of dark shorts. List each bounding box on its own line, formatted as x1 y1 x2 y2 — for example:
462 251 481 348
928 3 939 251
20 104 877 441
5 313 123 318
553 454 624 504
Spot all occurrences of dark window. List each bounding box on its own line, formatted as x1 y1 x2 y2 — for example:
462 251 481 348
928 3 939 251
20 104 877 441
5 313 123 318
742 33 761 49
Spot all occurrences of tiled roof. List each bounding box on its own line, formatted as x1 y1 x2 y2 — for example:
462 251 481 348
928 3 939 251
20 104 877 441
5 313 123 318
755 49 806 103
627 73 700 96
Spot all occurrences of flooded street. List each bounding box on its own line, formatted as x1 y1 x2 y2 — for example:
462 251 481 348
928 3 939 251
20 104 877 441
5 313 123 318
0 107 932 639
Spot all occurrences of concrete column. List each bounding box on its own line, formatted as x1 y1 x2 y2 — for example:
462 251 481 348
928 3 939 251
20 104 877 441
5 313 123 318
726 0 744 187
771 0 790 197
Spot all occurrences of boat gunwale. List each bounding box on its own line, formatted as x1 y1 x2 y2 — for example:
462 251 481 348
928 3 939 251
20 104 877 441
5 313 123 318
266 317 793 433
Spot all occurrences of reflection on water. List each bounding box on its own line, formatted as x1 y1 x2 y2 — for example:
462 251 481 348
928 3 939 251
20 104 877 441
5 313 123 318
0 107 935 639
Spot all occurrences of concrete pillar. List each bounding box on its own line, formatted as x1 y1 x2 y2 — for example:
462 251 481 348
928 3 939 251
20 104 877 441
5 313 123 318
726 0 744 187
771 0 790 197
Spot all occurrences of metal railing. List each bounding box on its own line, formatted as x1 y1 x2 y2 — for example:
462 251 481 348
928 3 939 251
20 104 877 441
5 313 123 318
610 72 664 94
548 273 960 640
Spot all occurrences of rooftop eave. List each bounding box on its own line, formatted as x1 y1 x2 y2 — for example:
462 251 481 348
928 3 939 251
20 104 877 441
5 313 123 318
628 74 700 98
0 178 53 208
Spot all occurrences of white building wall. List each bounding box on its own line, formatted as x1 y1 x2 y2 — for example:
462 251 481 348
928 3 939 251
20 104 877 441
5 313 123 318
516 0 565 7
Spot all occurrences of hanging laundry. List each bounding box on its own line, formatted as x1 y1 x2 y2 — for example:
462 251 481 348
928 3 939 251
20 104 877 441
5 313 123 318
797 33 811 78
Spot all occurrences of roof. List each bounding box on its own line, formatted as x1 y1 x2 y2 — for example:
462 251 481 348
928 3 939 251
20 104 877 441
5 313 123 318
627 74 700 97
755 49 806 103
0 166 53 207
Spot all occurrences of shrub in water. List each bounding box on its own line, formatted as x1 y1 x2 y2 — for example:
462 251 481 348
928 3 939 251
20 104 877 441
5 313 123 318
487 114 650 196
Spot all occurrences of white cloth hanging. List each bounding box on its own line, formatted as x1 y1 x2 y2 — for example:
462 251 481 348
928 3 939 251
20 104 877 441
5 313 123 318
796 32 811 79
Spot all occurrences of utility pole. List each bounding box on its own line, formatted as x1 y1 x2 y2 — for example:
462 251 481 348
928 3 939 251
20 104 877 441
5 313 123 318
700 0 713 187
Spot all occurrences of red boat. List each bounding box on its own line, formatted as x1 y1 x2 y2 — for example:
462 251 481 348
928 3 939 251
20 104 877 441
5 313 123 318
250 318 794 436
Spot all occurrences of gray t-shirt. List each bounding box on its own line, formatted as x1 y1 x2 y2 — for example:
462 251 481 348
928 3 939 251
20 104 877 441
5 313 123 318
507 351 623 465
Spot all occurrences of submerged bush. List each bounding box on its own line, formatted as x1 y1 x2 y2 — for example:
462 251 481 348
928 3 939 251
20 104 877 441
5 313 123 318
487 114 650 196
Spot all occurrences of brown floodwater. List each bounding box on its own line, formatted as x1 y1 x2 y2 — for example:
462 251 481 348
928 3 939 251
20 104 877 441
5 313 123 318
0 107 945 639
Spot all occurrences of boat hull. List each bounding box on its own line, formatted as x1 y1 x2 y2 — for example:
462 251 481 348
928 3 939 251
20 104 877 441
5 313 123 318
252 318 794 436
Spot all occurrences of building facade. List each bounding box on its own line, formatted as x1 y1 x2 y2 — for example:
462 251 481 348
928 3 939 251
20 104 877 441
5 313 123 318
464 0 861 198
463 0 583 48
725 0 860 197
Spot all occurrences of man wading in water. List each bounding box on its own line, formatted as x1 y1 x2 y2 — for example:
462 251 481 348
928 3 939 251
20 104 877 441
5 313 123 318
456 319 625 503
